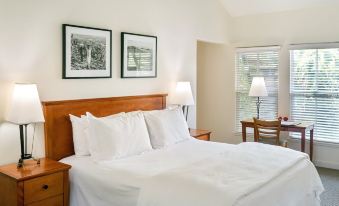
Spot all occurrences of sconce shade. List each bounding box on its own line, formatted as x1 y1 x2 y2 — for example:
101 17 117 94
172 81 194 106
6 83 45 125
249 77 268 97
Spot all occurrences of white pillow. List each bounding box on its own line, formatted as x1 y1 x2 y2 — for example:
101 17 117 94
87 112 152 161
69 112 125 157
125 110 142 117
143 107 192 149
85 112 126 141
86 112 125 119
69 114 90 157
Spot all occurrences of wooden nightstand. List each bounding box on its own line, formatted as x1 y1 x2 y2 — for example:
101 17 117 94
0 158 71 206
189 129 211 141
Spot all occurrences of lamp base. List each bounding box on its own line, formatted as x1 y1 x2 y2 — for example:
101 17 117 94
182 105 189 121
255 97 263 119
17 124 40 168
17 155 40 168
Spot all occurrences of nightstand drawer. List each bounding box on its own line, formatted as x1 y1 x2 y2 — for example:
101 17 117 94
195 134 210 141
24 172 63 204
27 195 63 206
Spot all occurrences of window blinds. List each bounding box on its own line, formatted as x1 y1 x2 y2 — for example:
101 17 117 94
235 47 279 131
290 47 339 142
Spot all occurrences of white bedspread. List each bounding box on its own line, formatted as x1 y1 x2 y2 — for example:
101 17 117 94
61 140 324 206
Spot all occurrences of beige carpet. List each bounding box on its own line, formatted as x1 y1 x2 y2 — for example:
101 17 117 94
317 167 339 206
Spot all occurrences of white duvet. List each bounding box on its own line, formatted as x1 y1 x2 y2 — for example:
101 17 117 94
61 140 324 206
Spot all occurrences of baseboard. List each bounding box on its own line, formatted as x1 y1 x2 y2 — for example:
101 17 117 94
314 160 339 170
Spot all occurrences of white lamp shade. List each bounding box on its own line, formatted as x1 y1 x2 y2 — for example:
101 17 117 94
6 83 45 125
249 77 268 97
172 82 194 105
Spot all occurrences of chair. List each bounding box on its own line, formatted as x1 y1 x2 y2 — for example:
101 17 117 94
253 118 287 147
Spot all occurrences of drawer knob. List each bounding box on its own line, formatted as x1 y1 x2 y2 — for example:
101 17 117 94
42 184 49 190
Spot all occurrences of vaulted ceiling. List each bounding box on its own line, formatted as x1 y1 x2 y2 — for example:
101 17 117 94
219 0 339 17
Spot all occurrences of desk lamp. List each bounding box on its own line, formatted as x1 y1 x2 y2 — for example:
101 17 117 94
249 77 268 119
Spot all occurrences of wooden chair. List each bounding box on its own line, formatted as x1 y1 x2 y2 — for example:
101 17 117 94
253 118 287 147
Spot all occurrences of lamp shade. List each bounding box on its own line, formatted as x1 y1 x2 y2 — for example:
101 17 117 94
6 83 45 125
249 77 268 97
172 81 194 105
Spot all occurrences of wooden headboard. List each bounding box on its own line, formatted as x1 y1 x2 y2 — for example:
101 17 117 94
42 94 167 161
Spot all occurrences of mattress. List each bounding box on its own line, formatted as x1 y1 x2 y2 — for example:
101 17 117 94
61 139 323 206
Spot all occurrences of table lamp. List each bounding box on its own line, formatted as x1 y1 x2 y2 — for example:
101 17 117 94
172 81 194 121
249 77 268 119
5 83 45 167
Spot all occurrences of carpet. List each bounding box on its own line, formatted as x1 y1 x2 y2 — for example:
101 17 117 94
317 167 339 206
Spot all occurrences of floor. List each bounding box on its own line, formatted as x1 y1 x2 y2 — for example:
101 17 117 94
318 167 339 206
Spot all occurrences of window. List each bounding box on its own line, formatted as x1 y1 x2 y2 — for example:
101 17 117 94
290 44 339 142
235 47 279 131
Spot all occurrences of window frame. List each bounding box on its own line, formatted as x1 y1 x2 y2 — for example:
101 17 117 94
289 43 339 142
235 46 280 132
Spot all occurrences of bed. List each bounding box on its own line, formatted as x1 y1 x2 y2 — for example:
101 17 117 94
42 94 324 206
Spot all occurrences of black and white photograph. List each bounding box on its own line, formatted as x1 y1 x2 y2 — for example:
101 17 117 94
63 24 112 79
121 32 157 78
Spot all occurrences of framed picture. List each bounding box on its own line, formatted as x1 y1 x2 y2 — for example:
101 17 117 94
121 32 157 78
63 24 112 79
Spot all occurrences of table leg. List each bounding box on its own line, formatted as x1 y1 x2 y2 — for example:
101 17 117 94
310 129 314 161
242 124 246 142
301 130 305 152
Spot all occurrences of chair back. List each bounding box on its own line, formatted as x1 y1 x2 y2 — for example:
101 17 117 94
253 118 281 145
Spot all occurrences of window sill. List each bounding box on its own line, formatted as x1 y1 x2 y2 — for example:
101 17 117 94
289 136 339 147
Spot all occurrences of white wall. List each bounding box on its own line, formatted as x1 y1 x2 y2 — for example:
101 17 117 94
197 41 236 143
0 0 230 165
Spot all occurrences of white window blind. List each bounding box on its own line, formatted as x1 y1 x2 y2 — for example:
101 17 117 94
236 47 279 131
290 46 339 142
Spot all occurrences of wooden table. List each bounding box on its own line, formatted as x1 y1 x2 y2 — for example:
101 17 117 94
241 119 315 161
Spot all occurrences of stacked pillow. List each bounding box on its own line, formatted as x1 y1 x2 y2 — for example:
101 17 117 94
87 112 152 161
69 114 90 156
69 112 124 157
143 107 191 149
69 107 192 161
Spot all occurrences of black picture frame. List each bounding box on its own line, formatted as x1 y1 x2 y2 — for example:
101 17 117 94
121 32 157 78
62 24 112 79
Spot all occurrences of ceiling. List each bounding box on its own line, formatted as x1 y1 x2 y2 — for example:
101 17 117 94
219 0 339 17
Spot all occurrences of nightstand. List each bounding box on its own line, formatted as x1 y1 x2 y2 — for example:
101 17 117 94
0 158 71 206
189 129 211 141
